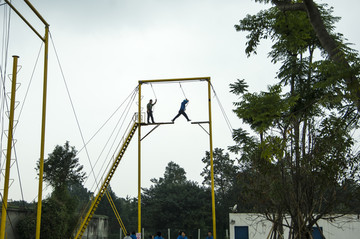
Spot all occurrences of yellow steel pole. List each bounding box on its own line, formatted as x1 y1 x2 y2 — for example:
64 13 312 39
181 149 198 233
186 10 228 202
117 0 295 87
35 25 49 239
208 79 217 239
0 55 19 239
137 83 142 233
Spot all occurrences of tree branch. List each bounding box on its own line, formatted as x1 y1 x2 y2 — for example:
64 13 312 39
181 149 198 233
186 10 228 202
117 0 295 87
272 1 306 11
302 0 360 110
270 0 360 111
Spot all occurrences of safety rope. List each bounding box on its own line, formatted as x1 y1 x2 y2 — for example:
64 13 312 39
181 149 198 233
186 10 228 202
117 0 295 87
210 83 233 135
150 83 157 100
0 4 22 235
179 82 187 99
76 87 137 155
50 32 137 237
0 2 12 170
49 31 100 193
88 89 137 191
15 43 43 129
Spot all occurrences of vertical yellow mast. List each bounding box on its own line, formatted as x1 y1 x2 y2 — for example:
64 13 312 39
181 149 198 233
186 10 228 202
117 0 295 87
0 55 19 239
208 78 217 239
2 2 49 237
35 25 49 239
137 83 142 233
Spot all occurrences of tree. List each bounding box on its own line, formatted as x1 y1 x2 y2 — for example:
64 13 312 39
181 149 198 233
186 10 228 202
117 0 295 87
250 0 360 110
201 148 238 197
201 148 239 238
231 82 360 238
232 4 360 238
150 161 187 185
37 141 86 194
142 162 212 236
32 142 88 238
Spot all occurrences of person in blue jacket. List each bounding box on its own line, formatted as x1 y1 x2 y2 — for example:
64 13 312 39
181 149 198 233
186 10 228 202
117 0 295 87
130 232 137 239
205 231 213 239
172 99 191 122
177 231 188 239
154 231 164 239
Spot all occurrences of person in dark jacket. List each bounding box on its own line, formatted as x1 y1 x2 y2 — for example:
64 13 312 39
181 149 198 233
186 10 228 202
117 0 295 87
172 99 191 122
147 99 157 124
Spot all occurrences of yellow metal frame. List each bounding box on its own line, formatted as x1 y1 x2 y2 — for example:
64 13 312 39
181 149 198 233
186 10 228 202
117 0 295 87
0 56 19 239
138 84 142 233
1 2 49 239
137 77 216 239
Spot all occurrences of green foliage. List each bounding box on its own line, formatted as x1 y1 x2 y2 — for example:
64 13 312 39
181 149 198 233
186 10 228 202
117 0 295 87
16 212 36 239
201 148 241 236
16 195 77 239
163 161 187 184
232 1 360 238
229 79 248 95
142 162 212 235
37 141 86 192
41 197 73 239
234 9 275 56
201 148 238 197
68 181 92 213
18 142 89 238
232 84 295 135
96 186 138 235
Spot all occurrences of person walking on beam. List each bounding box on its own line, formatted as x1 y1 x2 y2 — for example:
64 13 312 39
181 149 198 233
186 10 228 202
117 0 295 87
172 99 191 122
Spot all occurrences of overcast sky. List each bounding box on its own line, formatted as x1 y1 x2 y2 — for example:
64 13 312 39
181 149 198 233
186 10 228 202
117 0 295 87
1 0 359 202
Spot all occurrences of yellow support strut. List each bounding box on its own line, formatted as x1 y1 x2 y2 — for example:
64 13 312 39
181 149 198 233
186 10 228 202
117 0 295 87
137 83 142 233
105 190 127 235
73 122 138 239
0 55 19 239
208 79 216 239
2 1 49 238
35 25 49 239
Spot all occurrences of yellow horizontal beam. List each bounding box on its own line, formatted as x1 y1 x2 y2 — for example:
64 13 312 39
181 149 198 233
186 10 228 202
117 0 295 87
24 0 49 26
139 77 210 84
4 0 45 41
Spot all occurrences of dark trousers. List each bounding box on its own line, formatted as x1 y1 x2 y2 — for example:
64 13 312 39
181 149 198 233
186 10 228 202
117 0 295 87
172 110 190 121
147 111 155 123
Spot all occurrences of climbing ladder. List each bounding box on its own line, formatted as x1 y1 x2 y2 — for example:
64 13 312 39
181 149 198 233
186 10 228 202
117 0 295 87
73 121 138 239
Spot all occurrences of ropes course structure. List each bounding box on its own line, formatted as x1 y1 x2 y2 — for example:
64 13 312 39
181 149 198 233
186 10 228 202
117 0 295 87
72 77 234 239
0 2 236 239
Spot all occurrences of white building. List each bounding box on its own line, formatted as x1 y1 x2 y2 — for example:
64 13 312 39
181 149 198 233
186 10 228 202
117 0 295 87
229 213 360 239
